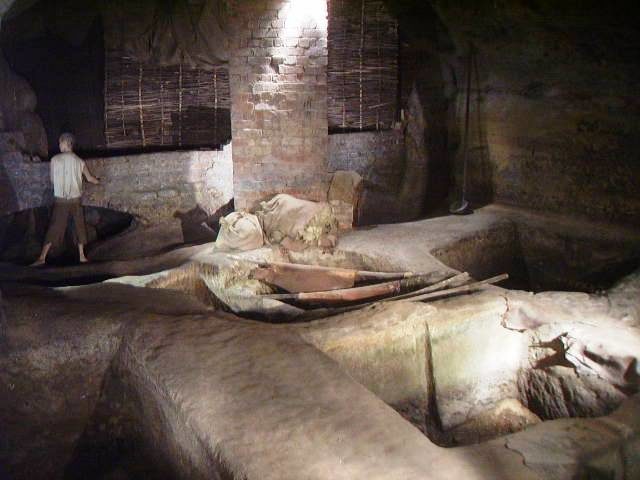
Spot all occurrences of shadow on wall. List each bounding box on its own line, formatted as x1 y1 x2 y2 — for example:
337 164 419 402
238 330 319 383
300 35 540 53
173 200 234 245
0 163 18 257
1 7 105 155
392 0 494 213
462 44 494 205
394 1 458 213
0 206 133 265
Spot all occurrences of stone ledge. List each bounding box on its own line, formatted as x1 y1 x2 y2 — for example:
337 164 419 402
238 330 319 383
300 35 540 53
0 147 233 225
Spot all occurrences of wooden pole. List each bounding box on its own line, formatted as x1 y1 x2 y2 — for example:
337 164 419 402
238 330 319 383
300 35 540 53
384 272 470 302
178 60 183 146
238 258 422 282
138 64 146 147
260 272 450 304
160 68 165 145
358 0 364 130
395 274 509 303
299 273 508 320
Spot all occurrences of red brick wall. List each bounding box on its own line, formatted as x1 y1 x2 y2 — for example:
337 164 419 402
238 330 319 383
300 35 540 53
230 0 330 211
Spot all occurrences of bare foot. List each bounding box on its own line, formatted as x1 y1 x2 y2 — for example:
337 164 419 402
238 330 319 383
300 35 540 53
79 257 90 264
30 258 45 267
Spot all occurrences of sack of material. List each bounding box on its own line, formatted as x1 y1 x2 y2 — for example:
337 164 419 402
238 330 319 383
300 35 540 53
255 194 338 247
215 212 264 251
328 170 363 230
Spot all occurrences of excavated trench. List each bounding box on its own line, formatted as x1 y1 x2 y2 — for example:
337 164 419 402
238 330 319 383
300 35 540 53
2 214 639 479
128 242 638 445
430 219 640 294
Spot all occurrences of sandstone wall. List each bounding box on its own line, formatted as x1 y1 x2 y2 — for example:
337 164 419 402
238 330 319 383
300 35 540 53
0 52 47 157
229 0 330 210
4 1 639 227
397 1 640 226
0 147 233 224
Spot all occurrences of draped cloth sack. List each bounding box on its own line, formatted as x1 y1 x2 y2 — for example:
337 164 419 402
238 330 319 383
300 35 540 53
103 0 231 70
215 212 264 251
255 194 339 248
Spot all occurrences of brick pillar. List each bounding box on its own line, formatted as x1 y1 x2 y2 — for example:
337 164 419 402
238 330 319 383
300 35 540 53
230 0 330 211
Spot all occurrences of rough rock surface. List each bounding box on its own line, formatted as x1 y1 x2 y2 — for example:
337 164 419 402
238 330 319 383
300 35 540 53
3 274 639 479
0 53 47 157
1 205 639 479
446 399 541 446
394 2 640 224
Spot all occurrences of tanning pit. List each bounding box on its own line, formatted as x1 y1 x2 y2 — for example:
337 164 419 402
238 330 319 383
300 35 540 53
1 205 639 479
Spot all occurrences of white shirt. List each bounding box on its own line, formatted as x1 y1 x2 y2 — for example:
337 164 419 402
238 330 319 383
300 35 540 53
50 152 85 199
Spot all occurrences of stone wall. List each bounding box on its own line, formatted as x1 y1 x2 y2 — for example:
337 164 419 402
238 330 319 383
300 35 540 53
329 129 427 225
1 153 50 215
395 1 640 226
455 3 640 226
229 0 330 211
0 52 47 157
329 130 404 188
5 0 638 228
0 147 233 225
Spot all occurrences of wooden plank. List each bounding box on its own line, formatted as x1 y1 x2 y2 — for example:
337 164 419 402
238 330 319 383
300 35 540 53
395 274 510 303
260 272 448 305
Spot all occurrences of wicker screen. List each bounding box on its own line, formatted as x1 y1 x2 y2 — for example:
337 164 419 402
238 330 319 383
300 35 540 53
104 49 231 150
328 0 399 132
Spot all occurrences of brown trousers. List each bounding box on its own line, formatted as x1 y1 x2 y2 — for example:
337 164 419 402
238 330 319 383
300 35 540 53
44 197 88 246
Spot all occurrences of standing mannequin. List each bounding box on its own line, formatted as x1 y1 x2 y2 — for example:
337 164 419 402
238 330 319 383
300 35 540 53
31 133 100 266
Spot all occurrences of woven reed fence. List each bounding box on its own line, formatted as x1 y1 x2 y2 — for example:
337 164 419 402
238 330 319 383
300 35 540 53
104 49 231 150
328 0 399 132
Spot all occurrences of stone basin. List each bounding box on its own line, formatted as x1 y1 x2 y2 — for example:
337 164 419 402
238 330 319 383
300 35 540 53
1 205 639 479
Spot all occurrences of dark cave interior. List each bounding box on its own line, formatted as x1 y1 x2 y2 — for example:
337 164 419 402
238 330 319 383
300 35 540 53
1 1 639 479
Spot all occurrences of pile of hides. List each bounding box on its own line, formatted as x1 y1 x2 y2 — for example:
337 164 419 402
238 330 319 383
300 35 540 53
245 260 509 319
214 194 339 252
215 212 264 252
200 261 304 321
256 194 338 248
195 255 508 321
